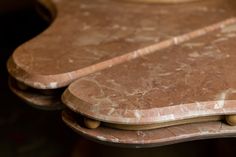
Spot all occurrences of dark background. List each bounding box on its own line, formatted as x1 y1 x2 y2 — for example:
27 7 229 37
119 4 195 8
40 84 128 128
0 1 236 157
0 1 76 156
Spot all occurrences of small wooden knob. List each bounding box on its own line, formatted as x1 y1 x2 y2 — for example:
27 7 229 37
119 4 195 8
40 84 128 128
16 81 29 91
225 115 236 126
84 118 101 129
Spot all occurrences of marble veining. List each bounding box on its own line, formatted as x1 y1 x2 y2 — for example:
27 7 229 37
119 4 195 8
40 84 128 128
8 0 236 89
63 25 236 125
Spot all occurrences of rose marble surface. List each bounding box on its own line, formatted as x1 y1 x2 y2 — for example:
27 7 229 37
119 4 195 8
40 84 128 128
6 0 236 147
7 0 236 89
62 24 236 125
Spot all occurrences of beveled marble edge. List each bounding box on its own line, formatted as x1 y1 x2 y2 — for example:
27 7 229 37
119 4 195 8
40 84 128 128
62 88 236 125
62 111 236 148
8 77 63 110
7 15 236 89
